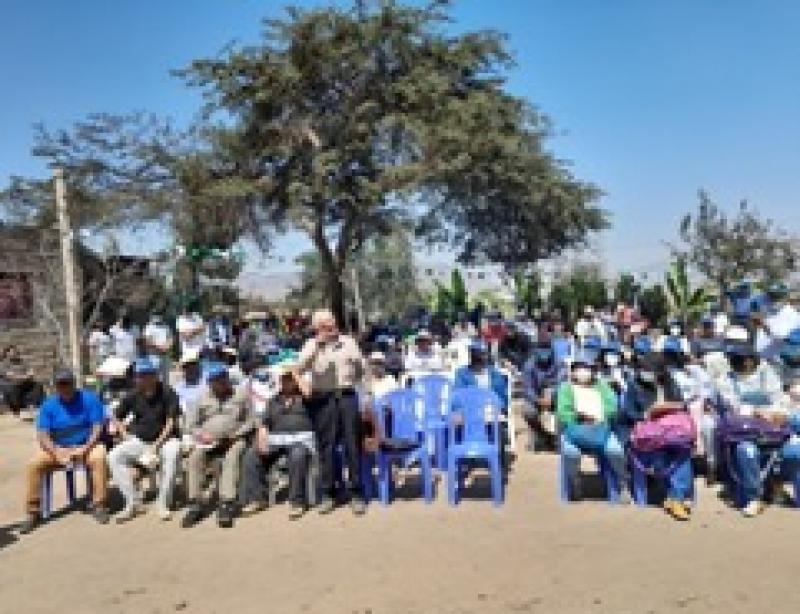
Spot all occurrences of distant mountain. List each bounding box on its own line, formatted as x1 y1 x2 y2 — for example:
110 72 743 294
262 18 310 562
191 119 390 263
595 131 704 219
236 270 301 301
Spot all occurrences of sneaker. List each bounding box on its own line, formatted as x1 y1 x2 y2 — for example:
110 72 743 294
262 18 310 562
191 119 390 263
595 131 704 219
19 513 39 535
91 507 110 525
288 505 305 521
618 489 632 506
663 498 691 522
181 505 203 529
157 507 172 522
115 505 142 525
241 501 267 517
742 500 765 518
217 502 235 529
350 496 367 516
317 497 336 515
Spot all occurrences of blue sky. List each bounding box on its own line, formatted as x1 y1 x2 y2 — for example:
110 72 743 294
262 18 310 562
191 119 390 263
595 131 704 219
1 0 798 277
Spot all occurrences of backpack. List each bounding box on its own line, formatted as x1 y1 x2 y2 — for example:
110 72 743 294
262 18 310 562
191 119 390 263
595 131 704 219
630 409 697 452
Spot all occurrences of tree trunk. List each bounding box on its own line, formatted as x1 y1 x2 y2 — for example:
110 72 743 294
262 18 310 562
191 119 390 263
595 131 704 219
324 262 347 330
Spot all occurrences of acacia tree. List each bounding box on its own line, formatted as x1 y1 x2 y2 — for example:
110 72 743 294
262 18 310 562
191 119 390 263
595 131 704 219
675 190 798 300
178 0 605 324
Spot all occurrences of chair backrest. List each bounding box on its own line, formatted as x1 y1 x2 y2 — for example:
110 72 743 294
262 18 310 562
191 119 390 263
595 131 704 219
449 386 501 446
375 389 424 442
412 374 453 419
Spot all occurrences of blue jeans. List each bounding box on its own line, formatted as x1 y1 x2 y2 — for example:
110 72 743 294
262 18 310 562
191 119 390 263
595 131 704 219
635 449 693 501
562 431 627 483
734 440 800 503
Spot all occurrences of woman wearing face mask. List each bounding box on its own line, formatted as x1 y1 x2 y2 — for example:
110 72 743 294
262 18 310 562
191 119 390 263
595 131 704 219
623 353 695 521
719 343 798 517
556 350 630 503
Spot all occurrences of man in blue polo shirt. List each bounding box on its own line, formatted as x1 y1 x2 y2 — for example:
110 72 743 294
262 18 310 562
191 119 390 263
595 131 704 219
21 369 109 534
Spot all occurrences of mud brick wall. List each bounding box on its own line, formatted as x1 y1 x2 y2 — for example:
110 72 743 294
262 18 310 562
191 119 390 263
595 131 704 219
0 227 72 380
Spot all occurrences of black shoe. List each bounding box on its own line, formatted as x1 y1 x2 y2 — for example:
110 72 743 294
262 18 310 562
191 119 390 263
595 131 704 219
181 505 203 529
91 507 110 525
19 514 39 535
217 502 235 529
317 497 336 515
350 496 367 516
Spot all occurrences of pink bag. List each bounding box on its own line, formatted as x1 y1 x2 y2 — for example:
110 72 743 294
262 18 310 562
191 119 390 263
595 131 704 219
630 410 697 452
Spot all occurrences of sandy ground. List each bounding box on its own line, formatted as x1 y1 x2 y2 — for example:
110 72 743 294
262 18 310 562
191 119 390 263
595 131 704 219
2 412 800 614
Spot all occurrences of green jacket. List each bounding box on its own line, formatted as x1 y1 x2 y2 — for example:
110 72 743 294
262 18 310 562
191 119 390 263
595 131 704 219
556 379 618 427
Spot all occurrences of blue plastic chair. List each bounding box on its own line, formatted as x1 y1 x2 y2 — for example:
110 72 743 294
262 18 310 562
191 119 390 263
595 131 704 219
375 389 434 505
558 434 620 504
722 441 797 509
447 387 503 506
41 465 92 519
630 447 696 507
410 374 452 471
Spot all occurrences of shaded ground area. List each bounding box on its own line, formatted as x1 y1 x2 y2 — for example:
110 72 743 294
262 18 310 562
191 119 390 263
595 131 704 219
1 414 799 614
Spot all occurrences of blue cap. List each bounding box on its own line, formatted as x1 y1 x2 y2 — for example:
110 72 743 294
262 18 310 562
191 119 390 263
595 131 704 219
788 328 800 345
633 337 652 355
573 349 599 366
133 358 158 375
601 340 621 353
469 338 488 353
206 362 229 380
583 336 603 351
662 337 684 354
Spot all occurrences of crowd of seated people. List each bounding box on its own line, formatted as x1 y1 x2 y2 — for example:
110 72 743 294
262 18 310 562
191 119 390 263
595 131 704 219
13 280 800 534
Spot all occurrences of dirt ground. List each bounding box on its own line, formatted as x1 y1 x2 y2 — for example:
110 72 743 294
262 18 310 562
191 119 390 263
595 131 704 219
2 412 800 614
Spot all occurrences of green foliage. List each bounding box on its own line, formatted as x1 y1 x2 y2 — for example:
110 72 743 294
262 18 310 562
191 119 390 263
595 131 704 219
177 0 605 321
548 264 608 322
665 257 713 325
433 269 469 321
676 190 798 296
514 269 542 316
614 272 640 306
638 284 669 327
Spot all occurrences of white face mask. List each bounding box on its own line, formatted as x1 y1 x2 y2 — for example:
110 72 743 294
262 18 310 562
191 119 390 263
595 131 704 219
788 385 800 402
573 367 593 385
670 327 682 337
605 354 620 367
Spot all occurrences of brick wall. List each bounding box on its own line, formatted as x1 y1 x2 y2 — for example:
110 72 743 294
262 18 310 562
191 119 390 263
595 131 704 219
0 227 71 380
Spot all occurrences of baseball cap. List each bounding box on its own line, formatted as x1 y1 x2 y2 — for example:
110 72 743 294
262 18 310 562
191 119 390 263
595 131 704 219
206 362 228 380
179 348 201 366
54 368 75 384
134 358 158 375
469 338 488 353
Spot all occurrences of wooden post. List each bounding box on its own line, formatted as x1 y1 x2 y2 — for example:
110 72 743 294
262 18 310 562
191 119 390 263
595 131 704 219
54 168 82 383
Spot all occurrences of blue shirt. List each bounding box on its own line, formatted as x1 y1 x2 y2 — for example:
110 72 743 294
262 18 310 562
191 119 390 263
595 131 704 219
36 390 105 446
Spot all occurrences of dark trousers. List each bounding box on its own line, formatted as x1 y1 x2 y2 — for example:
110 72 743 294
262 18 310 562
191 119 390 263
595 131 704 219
240 443 310 507
1 379 44 414
310 390 362 498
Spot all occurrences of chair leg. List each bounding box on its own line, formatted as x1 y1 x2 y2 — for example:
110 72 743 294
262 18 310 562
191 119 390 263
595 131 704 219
378 455 392 506
65 468 76 506
558 452 570 503
435 428 447 472
267 466 278 508
421 454 433 503
632 465 648 507
489 455 503 506
41 472 53 520
794 472 800 509
447 456 458 506
601 458 620 505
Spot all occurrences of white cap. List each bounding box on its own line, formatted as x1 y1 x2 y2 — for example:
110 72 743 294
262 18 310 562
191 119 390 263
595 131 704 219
725 325 749 342
368 351 386 363
179 347 201 366
96 356 131 378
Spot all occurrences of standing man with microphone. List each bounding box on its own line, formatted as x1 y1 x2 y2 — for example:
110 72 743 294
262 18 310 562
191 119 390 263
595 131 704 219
298 309 367 516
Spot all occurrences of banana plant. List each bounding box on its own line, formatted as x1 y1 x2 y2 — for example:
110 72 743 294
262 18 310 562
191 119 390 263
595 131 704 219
665 257 713 325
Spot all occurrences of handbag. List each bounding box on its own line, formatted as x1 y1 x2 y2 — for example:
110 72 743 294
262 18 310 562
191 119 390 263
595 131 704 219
717 414 791 448
630 408 696 453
